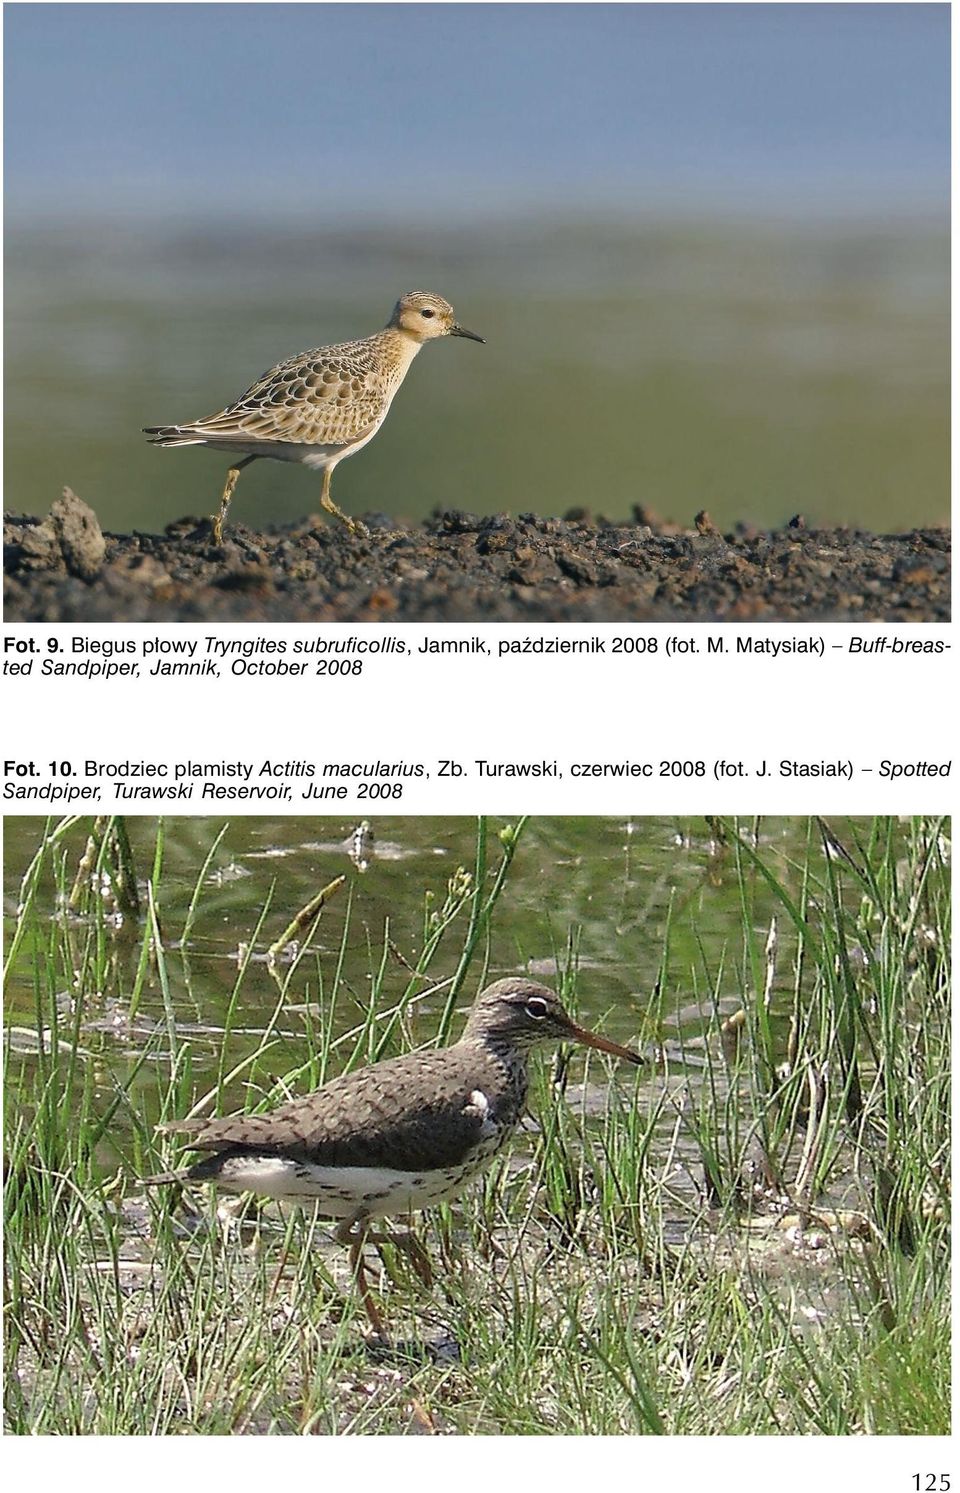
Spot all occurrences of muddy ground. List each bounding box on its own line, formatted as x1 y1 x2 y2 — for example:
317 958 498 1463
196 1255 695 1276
3 490 950 623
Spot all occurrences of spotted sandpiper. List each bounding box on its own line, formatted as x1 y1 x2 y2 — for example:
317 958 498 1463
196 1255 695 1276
143 978 640 1335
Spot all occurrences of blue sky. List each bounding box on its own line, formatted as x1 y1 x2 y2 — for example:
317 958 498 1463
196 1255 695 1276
4 3 950 221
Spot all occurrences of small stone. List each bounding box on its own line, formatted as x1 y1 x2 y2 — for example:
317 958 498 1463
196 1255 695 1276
436 510 481 534
893 559 936 585
15 519 60 570
51 488 105 580
115 554 171 591
164 516 204 538
556 552 598 585
476 530 511 554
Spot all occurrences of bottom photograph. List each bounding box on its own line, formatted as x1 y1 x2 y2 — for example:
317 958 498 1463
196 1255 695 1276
3 815 950 1436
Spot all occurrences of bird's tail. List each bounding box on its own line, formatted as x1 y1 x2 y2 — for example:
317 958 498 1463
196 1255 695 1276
142 424 208 447
141 1167 190 1187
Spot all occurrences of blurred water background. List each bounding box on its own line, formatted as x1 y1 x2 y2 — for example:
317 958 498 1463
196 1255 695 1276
1 814 848 1147
5 5 949 533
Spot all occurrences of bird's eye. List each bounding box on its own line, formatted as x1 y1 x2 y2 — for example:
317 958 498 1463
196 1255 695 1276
421 308 435 318
525 997 549 1020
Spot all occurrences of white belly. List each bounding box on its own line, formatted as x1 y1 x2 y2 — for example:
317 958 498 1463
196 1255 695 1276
300 420 384 471
209 1155 487 1220
194 432 381 471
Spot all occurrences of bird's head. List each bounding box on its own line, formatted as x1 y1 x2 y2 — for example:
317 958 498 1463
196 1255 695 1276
389 290 484 345
463 978 641 1062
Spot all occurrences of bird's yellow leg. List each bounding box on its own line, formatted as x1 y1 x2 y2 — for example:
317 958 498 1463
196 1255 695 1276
320 467 369 538
212 455 257 545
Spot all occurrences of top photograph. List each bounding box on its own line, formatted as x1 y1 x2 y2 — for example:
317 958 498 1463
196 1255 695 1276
4 3 949 624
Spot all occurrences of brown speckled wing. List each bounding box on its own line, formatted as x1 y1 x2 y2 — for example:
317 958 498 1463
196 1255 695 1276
172 1046 515 1174
183 336 391 448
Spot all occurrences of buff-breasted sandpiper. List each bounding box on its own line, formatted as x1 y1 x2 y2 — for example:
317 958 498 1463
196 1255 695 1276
143 291 484 543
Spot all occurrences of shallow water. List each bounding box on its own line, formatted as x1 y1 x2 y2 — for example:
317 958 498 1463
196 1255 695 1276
4 813 883 1170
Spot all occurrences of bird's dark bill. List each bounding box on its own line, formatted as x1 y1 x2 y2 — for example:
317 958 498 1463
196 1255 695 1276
566 1020 642 1065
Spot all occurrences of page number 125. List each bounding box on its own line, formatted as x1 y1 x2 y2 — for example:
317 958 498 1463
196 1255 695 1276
912 1478 950 1491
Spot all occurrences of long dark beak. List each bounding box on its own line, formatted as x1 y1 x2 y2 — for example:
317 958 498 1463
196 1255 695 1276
566 1019 642 1065
451 323 485 343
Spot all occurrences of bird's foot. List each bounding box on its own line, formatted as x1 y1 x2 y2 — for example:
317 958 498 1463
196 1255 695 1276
331 512 369 540
319 493 369 539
